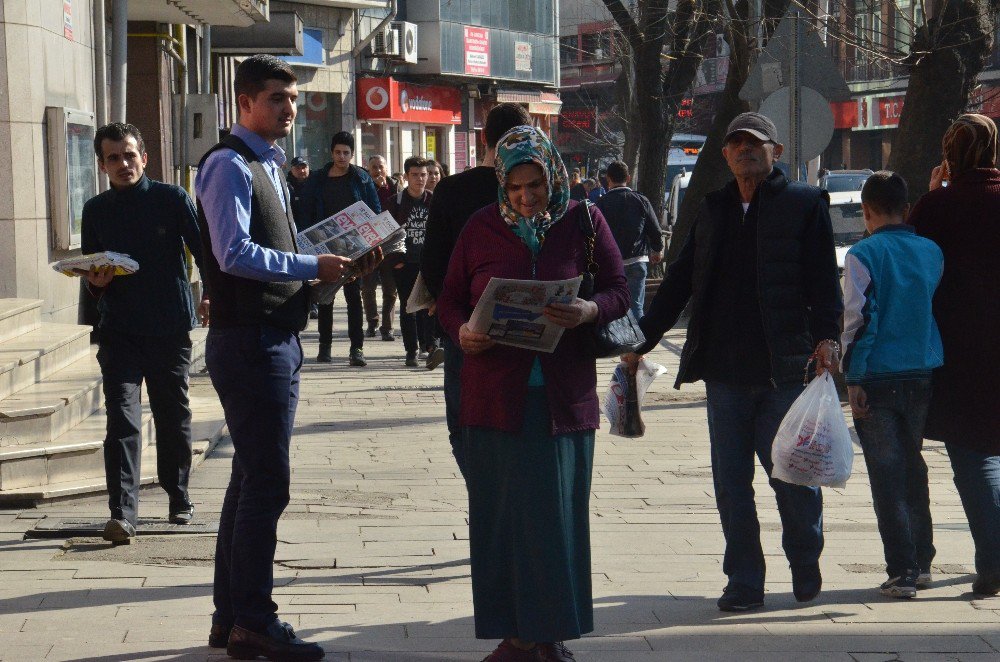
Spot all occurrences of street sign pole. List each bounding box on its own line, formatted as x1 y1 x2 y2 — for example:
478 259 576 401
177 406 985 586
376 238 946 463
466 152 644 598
789 9 802 181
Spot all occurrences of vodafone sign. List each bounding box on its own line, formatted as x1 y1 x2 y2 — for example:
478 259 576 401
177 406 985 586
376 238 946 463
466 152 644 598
357 77 462 125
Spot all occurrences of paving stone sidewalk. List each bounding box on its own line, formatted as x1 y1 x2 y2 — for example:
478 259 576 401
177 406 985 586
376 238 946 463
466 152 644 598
0 309 997 661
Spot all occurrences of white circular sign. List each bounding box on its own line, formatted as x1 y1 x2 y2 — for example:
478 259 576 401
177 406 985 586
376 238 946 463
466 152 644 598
758 86 835 163
365 86 389 112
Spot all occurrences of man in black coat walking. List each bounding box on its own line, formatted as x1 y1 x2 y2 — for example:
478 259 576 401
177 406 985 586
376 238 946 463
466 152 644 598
626 112 843 612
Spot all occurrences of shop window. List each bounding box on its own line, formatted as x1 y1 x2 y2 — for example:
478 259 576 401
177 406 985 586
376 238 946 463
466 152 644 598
281 92 343 169
560 35 579 64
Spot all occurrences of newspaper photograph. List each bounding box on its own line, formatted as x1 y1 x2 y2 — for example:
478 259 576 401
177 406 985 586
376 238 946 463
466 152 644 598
50 251 139 277
468 276 583 353
297 200 406 302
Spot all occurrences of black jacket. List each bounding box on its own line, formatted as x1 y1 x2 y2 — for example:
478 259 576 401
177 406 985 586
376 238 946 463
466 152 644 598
594 186 664 261
637 168 843 388
298 163 381 227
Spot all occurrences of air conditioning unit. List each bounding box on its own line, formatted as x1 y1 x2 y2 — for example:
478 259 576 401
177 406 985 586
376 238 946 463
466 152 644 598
392 21 418 64
371 25 400 58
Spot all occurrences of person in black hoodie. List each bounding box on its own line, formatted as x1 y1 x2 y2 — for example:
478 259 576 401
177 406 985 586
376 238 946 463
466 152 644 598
385 156 433 367
286 156 311 225
624 113 843 613
595 160 664 319
420 103 532 478
299 132 382 366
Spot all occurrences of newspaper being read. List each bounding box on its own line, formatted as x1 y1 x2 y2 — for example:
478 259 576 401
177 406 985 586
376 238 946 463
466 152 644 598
296 200 406 303
50 251 140 277
468 276 583 353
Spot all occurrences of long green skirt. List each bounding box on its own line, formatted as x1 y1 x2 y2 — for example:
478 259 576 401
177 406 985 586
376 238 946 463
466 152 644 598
463 387 595 642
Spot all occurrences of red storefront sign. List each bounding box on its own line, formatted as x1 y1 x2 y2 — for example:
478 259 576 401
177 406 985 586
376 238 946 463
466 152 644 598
831 100 859 129
464 26 491 76
560 109 596 133
877 95 905 126
356 78 462 125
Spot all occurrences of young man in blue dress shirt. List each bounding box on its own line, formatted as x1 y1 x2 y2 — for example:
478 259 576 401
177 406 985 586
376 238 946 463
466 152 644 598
195 54 379 661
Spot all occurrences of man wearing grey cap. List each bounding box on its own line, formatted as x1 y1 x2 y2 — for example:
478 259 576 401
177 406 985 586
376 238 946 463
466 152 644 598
286 156 311 228
625 111 843 611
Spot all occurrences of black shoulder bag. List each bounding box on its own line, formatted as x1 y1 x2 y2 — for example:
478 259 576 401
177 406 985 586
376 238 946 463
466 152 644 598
577 201 646 358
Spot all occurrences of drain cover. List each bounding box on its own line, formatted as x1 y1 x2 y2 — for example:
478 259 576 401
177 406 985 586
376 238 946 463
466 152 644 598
24 517 218 540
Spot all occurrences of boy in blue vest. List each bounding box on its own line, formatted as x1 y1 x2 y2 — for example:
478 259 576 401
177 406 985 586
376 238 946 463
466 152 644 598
841 170 944 599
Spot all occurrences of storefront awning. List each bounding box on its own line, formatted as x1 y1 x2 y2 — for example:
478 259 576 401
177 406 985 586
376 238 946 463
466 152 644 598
127 0 269 27
212 11 302 55
284 0 390 8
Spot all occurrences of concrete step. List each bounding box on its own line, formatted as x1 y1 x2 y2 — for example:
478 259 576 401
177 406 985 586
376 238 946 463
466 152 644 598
0 354 103 448
0 395 226 504
0 323 92 400
0 299 42 344
0 408 153 492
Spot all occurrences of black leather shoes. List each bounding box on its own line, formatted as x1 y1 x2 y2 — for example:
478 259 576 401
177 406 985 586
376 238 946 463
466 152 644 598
208 623 231 648
792 563 823 602
227 621 324 661
169 503 194 525
102 518 136 545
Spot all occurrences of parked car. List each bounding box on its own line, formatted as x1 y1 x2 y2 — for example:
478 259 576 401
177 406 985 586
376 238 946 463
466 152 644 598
829 191 865 272
663 170 692 231
820 169 873 193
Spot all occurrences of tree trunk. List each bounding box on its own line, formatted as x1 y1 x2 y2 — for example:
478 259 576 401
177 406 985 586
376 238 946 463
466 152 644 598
888 1 996 201
666 0 790 264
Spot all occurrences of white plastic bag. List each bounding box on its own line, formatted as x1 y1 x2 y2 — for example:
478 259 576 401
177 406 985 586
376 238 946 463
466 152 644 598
771 372 854 487
602 359 667 438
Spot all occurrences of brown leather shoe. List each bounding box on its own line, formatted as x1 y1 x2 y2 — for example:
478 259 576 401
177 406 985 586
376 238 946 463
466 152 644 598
227 621 324 661
208 623 231 648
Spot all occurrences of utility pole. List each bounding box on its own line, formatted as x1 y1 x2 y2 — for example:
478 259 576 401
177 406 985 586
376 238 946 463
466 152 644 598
788 8 802 181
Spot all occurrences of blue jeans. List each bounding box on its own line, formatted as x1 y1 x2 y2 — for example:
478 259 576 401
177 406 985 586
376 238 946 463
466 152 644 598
853 378 935 578
207 325 302 632
623 261 648 321
946 442 1000 581
705 381 824 593
441 334 466 479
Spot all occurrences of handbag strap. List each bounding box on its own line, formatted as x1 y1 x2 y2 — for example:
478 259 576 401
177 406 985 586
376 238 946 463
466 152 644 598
578 201 599 278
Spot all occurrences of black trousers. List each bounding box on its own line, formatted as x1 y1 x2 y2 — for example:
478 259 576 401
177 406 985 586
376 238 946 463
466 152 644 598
207 325 301 632
316 279 364 350
394 263 437 354
96 329 193 524
361 260 398 332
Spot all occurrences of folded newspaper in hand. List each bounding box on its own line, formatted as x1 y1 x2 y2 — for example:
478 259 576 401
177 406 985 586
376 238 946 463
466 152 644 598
469 276 583 353
50 251 140 277
296 200 406 304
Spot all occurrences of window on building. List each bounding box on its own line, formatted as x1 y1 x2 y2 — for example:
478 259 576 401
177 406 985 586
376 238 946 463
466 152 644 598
560 35 579 64
277 92 343 170
580 30 612 61
893 0 912 55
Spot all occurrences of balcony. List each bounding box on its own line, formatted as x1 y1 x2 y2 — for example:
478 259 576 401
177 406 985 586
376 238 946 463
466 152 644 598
127 0 269 26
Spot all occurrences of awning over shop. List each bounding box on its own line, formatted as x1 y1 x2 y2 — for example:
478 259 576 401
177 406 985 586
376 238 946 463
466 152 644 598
559 69 619 91
284 0 390 8
127 0 269 27
496 89 561 115
212 11 302 55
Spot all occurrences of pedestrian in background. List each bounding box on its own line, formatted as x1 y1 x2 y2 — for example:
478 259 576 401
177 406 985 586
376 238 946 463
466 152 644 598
437 125 629 662
595 160 663 319
385 157 435 367
196 54 378 660
83 122 207 544
625 112 843 612
286 156 310 225
569 167 586 201
909 113 1000 597
842 171 943 599
586 177 606 202
426 158 443 191
421 102 533 476
301 131 381 366
362 154 399 341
